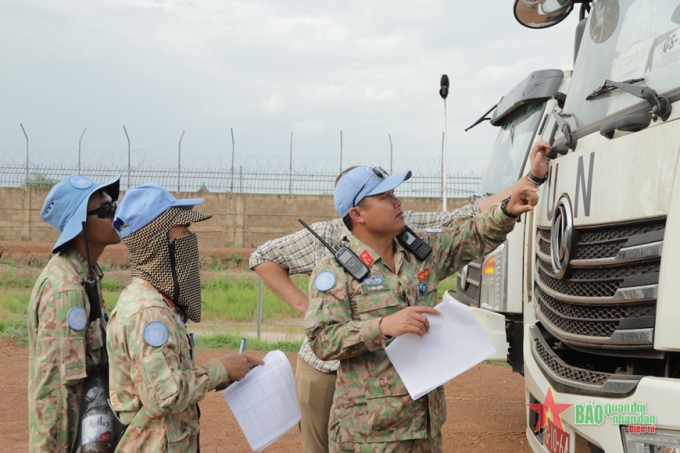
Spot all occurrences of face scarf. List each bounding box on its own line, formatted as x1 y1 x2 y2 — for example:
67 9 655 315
123 207 211 322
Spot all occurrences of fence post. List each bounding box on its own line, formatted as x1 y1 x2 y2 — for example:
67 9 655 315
340 130 343 174
123 126 131 189
78 128 86 175
178 130 185 192
257 279 263 340
388 133 393 174
20 124 28 185
289 132 293 194
230 128 235 192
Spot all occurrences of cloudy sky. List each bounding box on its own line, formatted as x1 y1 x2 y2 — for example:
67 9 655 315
0 0 579 173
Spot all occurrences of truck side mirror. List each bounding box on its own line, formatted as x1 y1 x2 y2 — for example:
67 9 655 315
513 0 574 29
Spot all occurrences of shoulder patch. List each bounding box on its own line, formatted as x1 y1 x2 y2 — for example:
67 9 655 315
143 321 169 347
424 228 442 233
67 306 88 331
315 271 336 292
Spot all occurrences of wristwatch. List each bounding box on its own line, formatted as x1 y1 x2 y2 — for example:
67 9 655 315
526 171 548 185
500 196 518 218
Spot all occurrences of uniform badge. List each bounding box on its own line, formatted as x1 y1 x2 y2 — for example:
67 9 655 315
67 306 88 331
361 273 388 293
362 274 384 285
69 176 93 189
359 250 374 267
418 268 430 282
315 271 336 292
419 283 427 295
424 228 442 233
143 321 169 347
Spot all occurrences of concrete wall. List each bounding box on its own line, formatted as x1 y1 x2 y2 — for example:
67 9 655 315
0 187 471 248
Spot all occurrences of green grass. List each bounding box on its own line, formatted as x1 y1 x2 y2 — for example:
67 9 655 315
0 264 461 349
195 333 302 352
0 320 28 346
0 267 34 289
200 276 303 322
438 274 457 297
101 279 125 291
0 290 30 320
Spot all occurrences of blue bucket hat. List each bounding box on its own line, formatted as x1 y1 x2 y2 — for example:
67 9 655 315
334 166 412 218
113 183 211 238
41 175 121 253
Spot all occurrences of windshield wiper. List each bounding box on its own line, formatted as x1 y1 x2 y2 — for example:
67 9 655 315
465 103 498 132
586 78 672 121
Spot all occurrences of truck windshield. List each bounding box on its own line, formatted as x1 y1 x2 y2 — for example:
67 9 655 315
561 0 680 129
477 102 544 196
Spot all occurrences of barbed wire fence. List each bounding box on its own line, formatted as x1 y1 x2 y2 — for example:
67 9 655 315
0 146 485 198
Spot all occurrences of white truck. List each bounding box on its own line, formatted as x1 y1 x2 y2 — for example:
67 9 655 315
452 68 571 373
514 0 680 451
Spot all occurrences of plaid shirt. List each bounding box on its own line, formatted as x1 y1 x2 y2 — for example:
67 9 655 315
249 203 480 373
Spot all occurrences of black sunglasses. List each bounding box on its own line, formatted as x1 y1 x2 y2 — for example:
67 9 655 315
87 201 117 219
352 166 390 208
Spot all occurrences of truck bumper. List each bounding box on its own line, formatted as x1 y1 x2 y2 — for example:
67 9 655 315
523 323 680 453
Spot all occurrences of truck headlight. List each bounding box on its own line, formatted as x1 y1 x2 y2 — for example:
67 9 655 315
622 426 680 452
479 242 507 312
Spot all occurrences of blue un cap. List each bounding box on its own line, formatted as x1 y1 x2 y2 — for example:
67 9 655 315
113 183 212 238
334 166 412 218
41 175 121 253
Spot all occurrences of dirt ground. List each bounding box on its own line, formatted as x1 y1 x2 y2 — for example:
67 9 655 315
0 339 531 453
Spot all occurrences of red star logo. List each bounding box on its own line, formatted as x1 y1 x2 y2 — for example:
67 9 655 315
527 388 572 432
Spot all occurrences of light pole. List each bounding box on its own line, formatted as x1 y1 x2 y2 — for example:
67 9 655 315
440 74 449 212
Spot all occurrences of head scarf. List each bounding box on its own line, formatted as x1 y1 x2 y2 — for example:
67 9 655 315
122 207 211 322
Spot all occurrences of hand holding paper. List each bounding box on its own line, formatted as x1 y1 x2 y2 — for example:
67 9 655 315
379 305 440 337
385 300 497 400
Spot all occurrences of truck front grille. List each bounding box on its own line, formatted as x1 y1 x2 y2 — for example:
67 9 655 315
529 325 642 397
534 217 664 349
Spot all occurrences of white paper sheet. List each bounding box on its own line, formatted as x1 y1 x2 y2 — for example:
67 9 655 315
385 300 496 400
222 350 301 451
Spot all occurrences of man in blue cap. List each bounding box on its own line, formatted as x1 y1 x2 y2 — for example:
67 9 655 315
107 183 263 451
305 166 537 452
27 174 121 452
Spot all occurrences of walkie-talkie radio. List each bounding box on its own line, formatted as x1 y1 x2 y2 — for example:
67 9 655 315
396 225 432 261
298 219 370 281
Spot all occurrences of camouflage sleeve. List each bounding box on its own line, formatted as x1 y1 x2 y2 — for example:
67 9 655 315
304 261 386 361
402 202 479 229
33 286 89 386
248 218 345 275
125 309 228 417
428 204 517 280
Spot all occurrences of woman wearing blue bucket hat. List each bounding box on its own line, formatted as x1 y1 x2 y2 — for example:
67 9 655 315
27 174 120 452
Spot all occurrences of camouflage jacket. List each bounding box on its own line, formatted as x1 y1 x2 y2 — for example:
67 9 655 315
107 278 229 452
305 206 516 444
27 247 106 452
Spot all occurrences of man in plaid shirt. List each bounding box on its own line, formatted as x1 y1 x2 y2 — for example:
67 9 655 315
249 142 549 452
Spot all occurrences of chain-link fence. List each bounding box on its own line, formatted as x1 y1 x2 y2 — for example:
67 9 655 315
0 147 485 197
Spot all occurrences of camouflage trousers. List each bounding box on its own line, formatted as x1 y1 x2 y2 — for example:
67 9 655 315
332 432 442 453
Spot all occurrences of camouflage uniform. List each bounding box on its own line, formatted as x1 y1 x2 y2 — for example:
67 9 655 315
107 278 229 452
250 205 480 453
27 247 106 452
305 206 516 452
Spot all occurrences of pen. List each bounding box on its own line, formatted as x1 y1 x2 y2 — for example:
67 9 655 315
239 337 246 354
